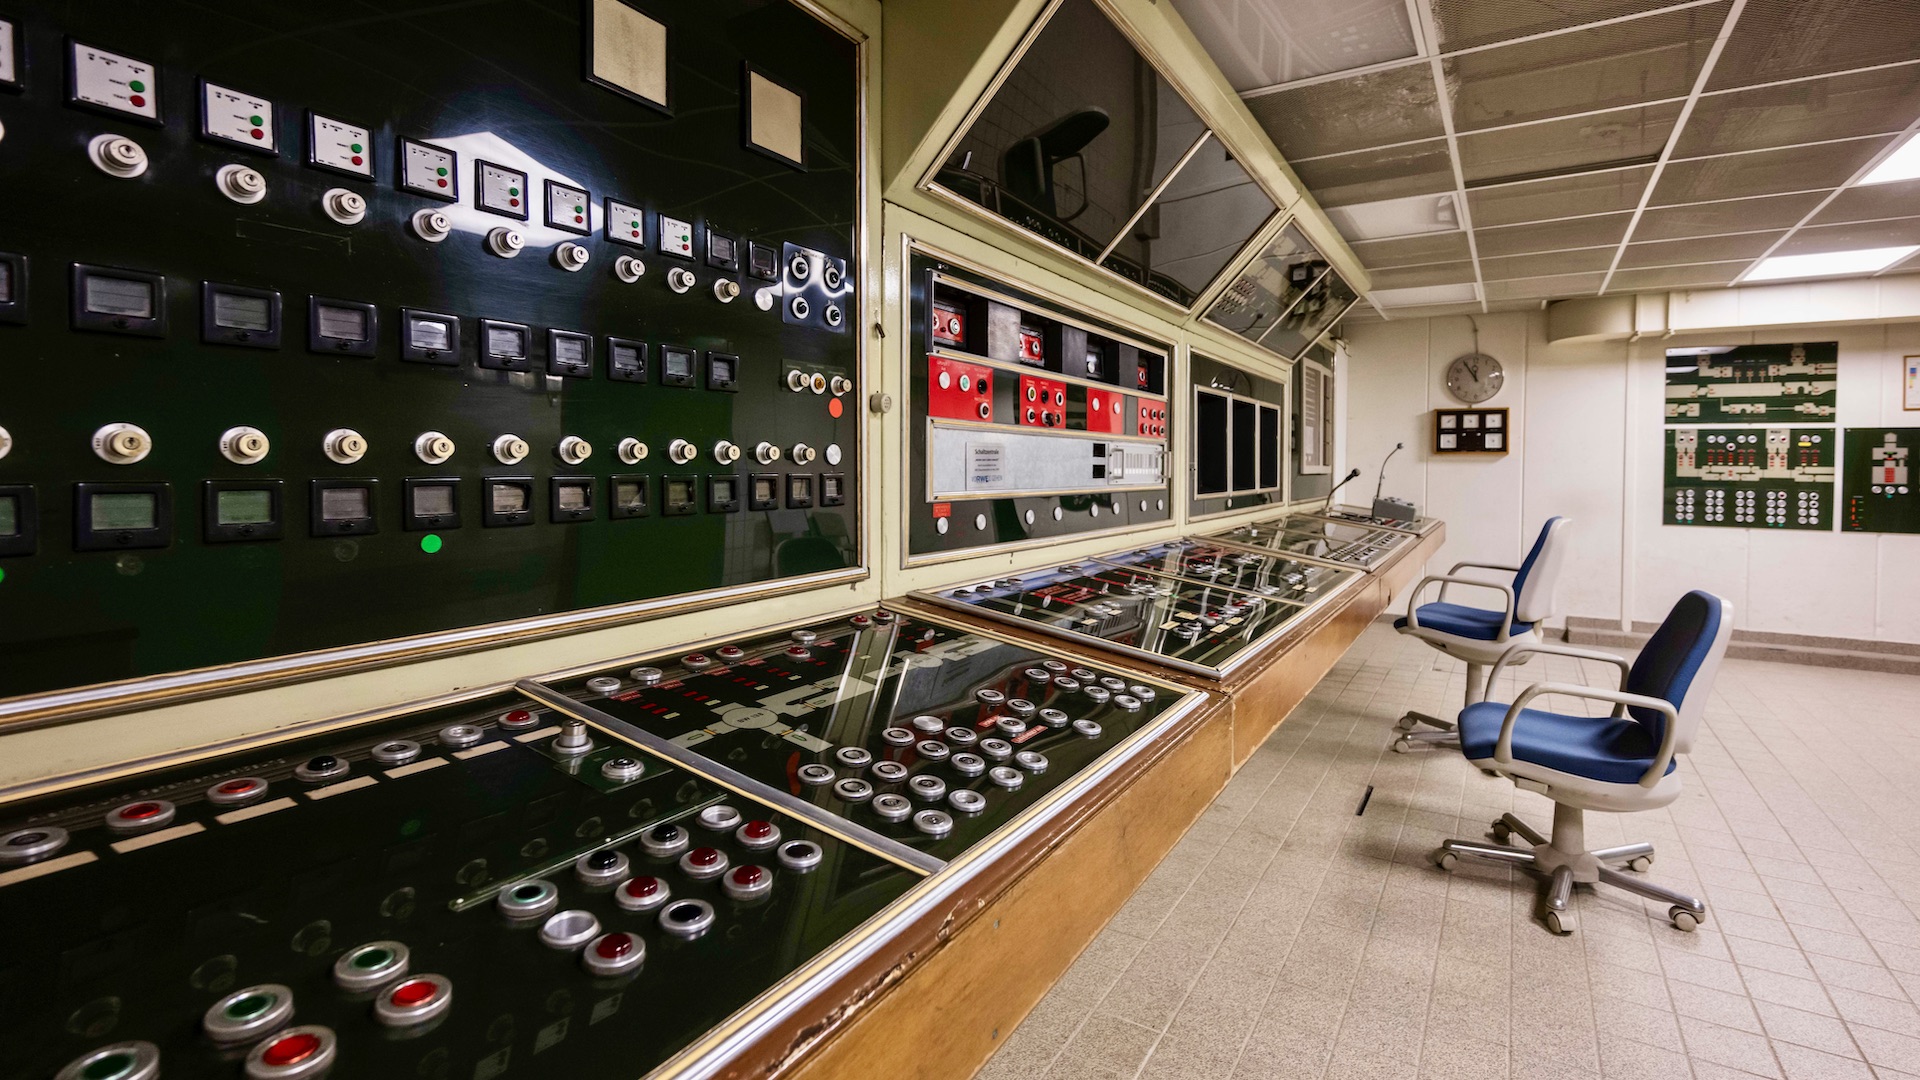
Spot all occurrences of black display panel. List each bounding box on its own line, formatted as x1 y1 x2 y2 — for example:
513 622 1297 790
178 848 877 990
1190 353 1287 519
1195 391 1230 495
0 2 860 697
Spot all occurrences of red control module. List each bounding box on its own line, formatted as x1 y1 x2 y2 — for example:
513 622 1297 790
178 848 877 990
1137 400 1167 438
932 303 966 347
1085 388 1125 434
929 355 995 422
1016 325 1045 365
1020 374 1067 428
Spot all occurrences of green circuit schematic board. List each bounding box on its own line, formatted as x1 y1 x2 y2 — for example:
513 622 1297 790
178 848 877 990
1665 343 1838 424
1664 426 1836 529
1842 427 1920 533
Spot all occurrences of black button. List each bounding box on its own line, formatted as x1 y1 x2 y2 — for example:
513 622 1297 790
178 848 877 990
588 850 619 870
667 902 702 923
650 825 679 842
308 755 338 770
8 832 45 847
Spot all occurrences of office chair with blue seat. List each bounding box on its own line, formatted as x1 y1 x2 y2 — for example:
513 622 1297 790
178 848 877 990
1391 516 1572 752
1431 589 1733 935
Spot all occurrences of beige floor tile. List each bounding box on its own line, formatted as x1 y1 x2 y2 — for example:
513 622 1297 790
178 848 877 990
1755 1001 1862 1058
1772 1042 1877 1080
1680 1015 1785 1078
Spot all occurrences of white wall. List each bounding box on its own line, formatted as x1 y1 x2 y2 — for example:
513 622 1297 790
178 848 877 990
1342 311 1920 643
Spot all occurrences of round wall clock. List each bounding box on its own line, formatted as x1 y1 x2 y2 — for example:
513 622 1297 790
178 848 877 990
1445 352 1504 403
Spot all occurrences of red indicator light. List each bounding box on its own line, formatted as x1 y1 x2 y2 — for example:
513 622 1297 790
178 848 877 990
828 398 844 419
351 155 363 166
743 821 774 839
688 847 720 867
250 128 264 140
263 1033 321 1066
595 933 635 959
129 95 146 108
509 198 520 207
732 866 766 886
504 709 531 724
390 980 437 1007
437 178 448 188
624 877 659 897
122 802 162 819
217 780 253 794
574 215 584 224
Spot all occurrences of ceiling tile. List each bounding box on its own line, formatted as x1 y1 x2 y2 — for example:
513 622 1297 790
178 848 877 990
1651 137 1894 203
1475 211 1635 254
1370 283 1480 307
1349 230 1474 267
1777 216 1920 255
1467 165 1654 226
1677 66 1920 158
1633 191 1827 238
1810 178 1920 225
1244 64 1443 159
1443 4 1730 132
1618 230 1786 266
1483 272 1607 300
1169 0 1420 92
1480 248 1619 280
1706 0 1920 92
1458 101 1681 185
1605 261 1749 290
1366 261 1479 289
1429 0 1690 53
1378 300 1491 317
1290 141 1457 207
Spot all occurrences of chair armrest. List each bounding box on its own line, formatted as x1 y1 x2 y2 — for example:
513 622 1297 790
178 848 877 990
1403 575 1517 642
1447 560 1521 575
1497 683 1681 788
1487 642 1631 692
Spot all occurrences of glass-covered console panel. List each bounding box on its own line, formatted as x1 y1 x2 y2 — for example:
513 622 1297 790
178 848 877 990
912 562 1319 678
1204 515 1412 569
537 608 1193 864
1301 505 1443 536
1092 539 1359 607
0 692 921 1080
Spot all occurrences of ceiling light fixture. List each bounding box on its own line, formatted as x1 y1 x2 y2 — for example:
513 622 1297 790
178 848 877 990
1858 130 1920 186
1745 246 1920 281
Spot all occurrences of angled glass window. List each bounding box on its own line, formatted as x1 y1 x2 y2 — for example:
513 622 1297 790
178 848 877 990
1203 222 1330 347
1265 268 1358 361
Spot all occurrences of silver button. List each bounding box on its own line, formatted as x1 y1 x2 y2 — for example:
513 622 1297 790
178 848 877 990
949 789 987 814
697 805 743 832
1005 698 1037 718
601 757 645 783
834 746 873 769
615 876 670 911
679 847 729 879
106 799 176 832
1100 676 1127 691
370 739 421 766
1038 708 1069 727
908 774 948 801
332 941 410 992
639 824 690 859
915 740 950 762
206 777 270 806
438 725 484 749
629 666 664 685
1053 677 1081 692
913 809 954 838
797 763 836 786
1023 668 1051 683
1083 686 1112 704
585 675 622 695
1015 750 1049 773
575 848 630 886
789 629 818 645
989 766 1024 790
1113 694 1143 711
871 761 910 784
659 898 717 939
1070 668 1096 681
372 973 454 1027
979 738 1013 760
722 864 775 901
778 839 824 872
975 688 1005 706
497 879 559 920
539 910 602 951
736 820 781 849
881 727 915 748
0 826 68 864
244 1025 337 1080
203 983 296 1044
871 793 912 821
1042 660 1068 673
1073 719 1104 738
56 1042 160 1080
1129 684 1157 701
994 717 1027 738
950 752 987 777
910 714 946 735
945 726 978 747
582 933 645 977
833 777 875 802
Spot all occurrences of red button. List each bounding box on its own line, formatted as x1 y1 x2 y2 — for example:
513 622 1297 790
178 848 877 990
390 979 438 1007
504 709 532 725
351 155 363 166
122 802 163 820
595 933 636 959
263 1033 321 1066
129 94 146 108
743 821 774 840
217 780 254 794
509 198 520 207
624 877 660 898
688 848 721 867
250 128 264 140
574 214 585 224
731 866 766 887
436 178 448 187
786 646 809 657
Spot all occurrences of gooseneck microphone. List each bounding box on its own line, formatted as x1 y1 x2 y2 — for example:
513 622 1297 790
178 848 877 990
1322 467 1363 512
1374 442 1405 504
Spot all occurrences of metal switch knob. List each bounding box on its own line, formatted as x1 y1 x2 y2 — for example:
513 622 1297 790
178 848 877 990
555 242 590 272
668 439 698 464
217 164 267 204
614 255 646 283
88 134 148 178
556 436 593 465
754 442 782 465
487 227 525 258
712 441 742 465
323 428 368 465
667 267 696 293
713 279 740 303
617 438 649 465
414 431 456 465
92 423 153 465
789 443 816 465
412 208 452 243
322 187 367 225
492 434 530 465
220 426 270 465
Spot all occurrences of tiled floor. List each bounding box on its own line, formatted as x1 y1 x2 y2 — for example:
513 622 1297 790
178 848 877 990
976 622 1920 1080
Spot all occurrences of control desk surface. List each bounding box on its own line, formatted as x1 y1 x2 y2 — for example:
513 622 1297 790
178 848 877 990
1202 516 1413 571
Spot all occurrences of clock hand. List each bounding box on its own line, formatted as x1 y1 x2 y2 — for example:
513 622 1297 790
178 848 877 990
1467 359 1479 380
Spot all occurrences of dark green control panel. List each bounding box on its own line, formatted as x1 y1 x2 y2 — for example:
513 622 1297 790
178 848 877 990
0 1 860 697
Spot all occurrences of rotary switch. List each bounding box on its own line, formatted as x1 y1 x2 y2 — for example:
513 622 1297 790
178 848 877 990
614 255 646 283
554 242 590 272
92 423 153 465
753 442 782 465
829 375 852 396
789 443 817 465
411 209 452 243
668 439 698 464
492 434 530 465
88 133 148 178
617 438 649 465
220 426 270 465
486 227 525 259
556 436 593 465
713 279 740 303
323 428 368 465
217 164 267 204
667 267 696 294
712 441 742 465
322 188 367 225
413 431 456 465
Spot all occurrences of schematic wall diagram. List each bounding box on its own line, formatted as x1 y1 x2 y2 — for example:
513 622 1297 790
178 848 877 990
1842 427 1920 533
1665 426 1835 529
1665 342 1838 424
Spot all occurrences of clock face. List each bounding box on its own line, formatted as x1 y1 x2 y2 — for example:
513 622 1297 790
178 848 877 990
1446 352 1503 404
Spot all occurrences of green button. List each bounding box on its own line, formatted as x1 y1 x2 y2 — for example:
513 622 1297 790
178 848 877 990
509 187 520 197
350 142 363 153
225 992 275 1020
352 946 395 969
630 220 640 229
436 166 448 176
250 114 264 126
420 535 443 554
128 80 145 93
574 205 583 213
82 1054 135 1080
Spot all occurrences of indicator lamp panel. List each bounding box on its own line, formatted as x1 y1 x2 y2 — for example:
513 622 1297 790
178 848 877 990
707 475 741 514
72 264 166 337
786 474 814 509
400 308 460 365
659 215 695 259
661 345 697 388
203 480 284 543
748 474 779 511
68 41 160 122
0 253 23 324
309 297 378 356
748 242 779 281
399 139 458 200
707 352 740 392
0 19 17 90
546 181 591 235
476 161 529 219
0 485 39 558
707 230 740 272
310 479 377 536
821 474 845 507
307 112 373 178
200 82 276 153
547 329 592 378
550 477 596 522
75 482 173 551
478 319 531 372
610 475 651 519
402 479 460 531
605 198 646 247
607 337 647 383
483 478 535 527
663 477 697 516
201 283 282 349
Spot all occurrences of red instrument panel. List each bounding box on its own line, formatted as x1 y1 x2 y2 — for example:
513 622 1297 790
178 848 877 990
1138 400 1167 438
929 355 995 422
1085 388 1126 434
1016 325 1045 365
932 303 966 347
1019 374 1067 428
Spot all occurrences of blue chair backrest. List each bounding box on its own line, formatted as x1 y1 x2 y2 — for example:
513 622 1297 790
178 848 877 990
1625 590 1730 754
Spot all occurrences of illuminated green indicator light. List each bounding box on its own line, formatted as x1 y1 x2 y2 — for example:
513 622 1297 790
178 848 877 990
420 535 443 554
436 166 448 176
225 993 275 1020
352 946 395 969
508 187 520 197
82 1054 134 1080
0 567 7 584
350 142 363 153
630 220 640 229
574 204 584 213
249 114 264 126
128 80 145 93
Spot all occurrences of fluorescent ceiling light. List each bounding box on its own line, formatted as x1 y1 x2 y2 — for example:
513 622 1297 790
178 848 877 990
1745 246 1920 282
1324 193 1458 241
1858 130 1920 186
1370 283 1478 307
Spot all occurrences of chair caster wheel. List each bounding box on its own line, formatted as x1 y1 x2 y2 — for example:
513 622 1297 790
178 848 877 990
1629 855 1654 872
1391 738 1413 754
1490 823 1512 844
1546 909 1576 935
1433 850 1457 871
1393 717 1417 733
1670 907 1702 932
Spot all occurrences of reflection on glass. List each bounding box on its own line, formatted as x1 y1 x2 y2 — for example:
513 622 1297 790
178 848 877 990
411 485 455 518
409 318 451 350
315 304 369 341
1105 139 1276 300
217 489 275 525
490 484 527 513
321 487 370 521
214 292 273 332
92 493 156 530
86 276 155 318
1262 269 1357 360
556 483 590 511
1205 223 1328 346
0 495 18 536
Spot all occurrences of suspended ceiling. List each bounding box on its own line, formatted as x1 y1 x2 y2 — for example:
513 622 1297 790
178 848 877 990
1169 0 1920 319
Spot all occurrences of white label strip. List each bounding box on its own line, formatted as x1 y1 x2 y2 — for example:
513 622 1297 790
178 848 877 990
110 822 207 854
514 725 562 743
454 742 508 760
305 775 379 801
0 850 98 888
385 758 448 780
216 797 296 825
